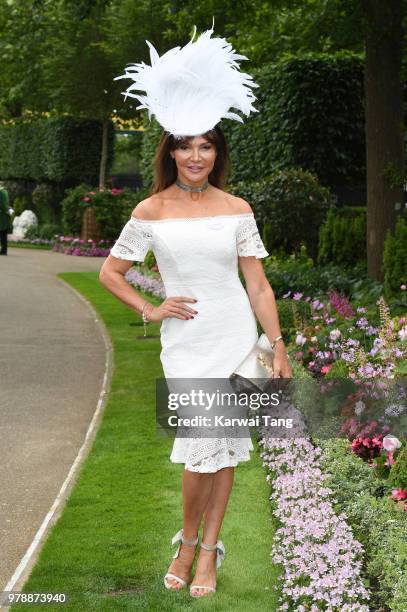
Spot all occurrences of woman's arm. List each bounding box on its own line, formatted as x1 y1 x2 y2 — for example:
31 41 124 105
99 255 150 315
239 256 292 378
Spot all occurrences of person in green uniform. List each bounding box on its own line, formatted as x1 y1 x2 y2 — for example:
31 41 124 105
0 183 12 255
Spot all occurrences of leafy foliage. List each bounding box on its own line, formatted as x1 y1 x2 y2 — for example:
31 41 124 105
318 207 366 266
383 216 407 298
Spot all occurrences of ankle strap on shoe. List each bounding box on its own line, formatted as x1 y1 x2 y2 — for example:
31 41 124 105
200 540 226 569
171 528 199 547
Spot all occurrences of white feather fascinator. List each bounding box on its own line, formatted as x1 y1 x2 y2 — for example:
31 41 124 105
114 18 259 137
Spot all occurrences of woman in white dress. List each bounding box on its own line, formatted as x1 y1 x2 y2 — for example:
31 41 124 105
99 125 292 597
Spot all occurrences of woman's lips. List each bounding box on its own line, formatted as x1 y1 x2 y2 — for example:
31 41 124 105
187 166 203 172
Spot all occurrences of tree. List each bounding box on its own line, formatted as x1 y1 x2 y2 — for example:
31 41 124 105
362 0 405 281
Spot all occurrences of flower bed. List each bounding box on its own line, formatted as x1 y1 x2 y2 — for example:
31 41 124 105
52 236 113 256
124 266 166 299
259 436 371 611
286 289 406 379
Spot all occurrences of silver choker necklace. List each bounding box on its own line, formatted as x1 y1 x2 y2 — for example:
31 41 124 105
176 178 209 193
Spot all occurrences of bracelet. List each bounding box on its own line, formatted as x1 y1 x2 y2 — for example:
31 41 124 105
271 335 283 350
141 301 154 337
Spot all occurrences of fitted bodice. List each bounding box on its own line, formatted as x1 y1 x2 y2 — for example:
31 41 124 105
110 213 268 296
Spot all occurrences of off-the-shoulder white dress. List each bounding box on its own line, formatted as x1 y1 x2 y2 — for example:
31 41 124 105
110 212 269 472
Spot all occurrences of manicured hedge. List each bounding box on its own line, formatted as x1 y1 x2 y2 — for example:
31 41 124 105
223 52 365 190
0 116 115 184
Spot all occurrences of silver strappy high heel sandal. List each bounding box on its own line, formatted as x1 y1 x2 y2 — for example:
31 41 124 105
189 539 226 597
164 528 200 590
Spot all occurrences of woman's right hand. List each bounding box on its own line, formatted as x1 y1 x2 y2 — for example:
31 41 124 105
145 296 198 322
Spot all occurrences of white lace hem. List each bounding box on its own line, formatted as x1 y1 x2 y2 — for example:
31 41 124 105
170 436 254 473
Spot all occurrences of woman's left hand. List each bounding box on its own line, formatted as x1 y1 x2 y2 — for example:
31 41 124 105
272 345 292 379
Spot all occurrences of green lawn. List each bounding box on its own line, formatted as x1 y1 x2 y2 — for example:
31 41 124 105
10 271 281 611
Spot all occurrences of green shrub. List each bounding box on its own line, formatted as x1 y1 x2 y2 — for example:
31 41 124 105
24 223 60 240
263 253 382 304
143 250 157 270
32 183 65 225
383 216 407 299
275 298 312 344
389 444 407 491
61 184 91 236
90 189 136 241
230 169 335 260
318 439 407 611
318 207 366 266
262 221 272 254
61 185 139 240
11 195 32 216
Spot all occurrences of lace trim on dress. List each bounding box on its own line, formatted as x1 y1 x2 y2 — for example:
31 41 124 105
110 216 153 261
172 436 253 473
236 215 269 258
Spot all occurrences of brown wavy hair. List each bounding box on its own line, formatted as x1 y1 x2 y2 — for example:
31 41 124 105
150 124 229 195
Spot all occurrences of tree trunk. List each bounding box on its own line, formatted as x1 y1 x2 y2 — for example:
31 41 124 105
99 119 109 190
363 0 404 281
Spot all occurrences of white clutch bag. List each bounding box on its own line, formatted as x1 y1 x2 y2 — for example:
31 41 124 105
229 333 275 394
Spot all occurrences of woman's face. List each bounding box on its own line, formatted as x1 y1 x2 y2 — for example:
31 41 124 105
170 136 217 184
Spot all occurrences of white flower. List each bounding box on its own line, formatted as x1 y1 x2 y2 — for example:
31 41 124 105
311 336 318 342
295 333 307 346
382 434 402 452
354 400 365 416
329 329 341 341
398 326 407 341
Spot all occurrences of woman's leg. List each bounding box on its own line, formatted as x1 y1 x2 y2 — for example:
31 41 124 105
165 470 215 589
190 466 234 596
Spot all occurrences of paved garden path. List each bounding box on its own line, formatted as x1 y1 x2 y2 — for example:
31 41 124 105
0 247 109 595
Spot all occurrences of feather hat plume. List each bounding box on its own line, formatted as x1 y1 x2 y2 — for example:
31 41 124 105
114 17 259 137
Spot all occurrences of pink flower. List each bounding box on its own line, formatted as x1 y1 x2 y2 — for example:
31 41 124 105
111 187 124 196
382 435 401 452
82 197 91 202
384 451 396 466
321 364 332 375
391 489 407 501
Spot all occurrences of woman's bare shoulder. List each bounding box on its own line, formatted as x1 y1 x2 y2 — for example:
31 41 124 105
225 193 253 215
131 195 162 220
